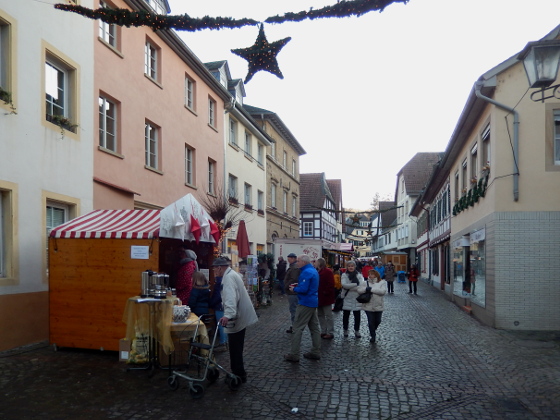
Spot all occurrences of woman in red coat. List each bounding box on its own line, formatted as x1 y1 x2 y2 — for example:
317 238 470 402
408 264 419 295
315 258 336 339
176 248 197 304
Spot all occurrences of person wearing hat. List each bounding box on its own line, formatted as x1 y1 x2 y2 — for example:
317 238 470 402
212 257 258 383
283 253 300 334
357 269 387 343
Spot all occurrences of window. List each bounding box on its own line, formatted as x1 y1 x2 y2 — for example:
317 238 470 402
303 222 313 237
144 121 159 170
292 159 296 177
208 97 216 127
98 96 117 152
292 195 296 217
0 187 14 279
244 183 252 206
257 190 264 212
45 53 77 132
482 124 491 169
554 110 560 164
229 119 237 145
144 40 158 81
46 203 68 239
147 0 166 15
461 159 468 191
185 145 194 185
257 143 263 165
271 141 276 159
0 17 12 99
245 132 252 157
283 191 287 213
454 172 459 200
185 76 195 110
283 151 287 169
228 174 238 200
98 1 117 48
271 183 277 208
471 144 478 180
208 159 215 194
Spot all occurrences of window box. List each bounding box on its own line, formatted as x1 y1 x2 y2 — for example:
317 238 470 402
244 204 253 211
257 209 264 215
228 196 238 205
46 114 78 134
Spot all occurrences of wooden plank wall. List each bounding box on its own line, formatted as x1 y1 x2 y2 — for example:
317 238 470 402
48 237 160 351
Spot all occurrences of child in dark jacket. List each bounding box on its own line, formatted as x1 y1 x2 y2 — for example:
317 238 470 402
187 272 210 316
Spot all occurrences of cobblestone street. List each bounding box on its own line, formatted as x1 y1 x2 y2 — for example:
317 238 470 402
1 280 559 419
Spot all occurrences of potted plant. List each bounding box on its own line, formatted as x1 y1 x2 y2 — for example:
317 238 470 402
47 114 78 137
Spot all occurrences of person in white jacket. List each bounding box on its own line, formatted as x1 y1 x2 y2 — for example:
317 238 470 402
213 257 258 384
357 269 387 343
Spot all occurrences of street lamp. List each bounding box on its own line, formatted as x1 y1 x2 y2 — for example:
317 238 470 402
518 39 560 102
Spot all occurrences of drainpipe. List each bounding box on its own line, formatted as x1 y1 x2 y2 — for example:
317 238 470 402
474 81 519 201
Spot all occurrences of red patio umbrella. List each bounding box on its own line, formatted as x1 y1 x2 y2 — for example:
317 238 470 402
236 220 250 258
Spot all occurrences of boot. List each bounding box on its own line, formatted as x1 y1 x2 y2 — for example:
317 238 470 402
343 329 349 337
354 330 361 338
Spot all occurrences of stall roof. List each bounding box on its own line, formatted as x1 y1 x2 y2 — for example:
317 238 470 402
50 209 161 239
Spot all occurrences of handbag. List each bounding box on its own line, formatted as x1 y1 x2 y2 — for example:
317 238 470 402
333 289 348 312
356 287 372 303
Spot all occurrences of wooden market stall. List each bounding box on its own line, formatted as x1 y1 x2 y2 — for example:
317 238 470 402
48 194 219 352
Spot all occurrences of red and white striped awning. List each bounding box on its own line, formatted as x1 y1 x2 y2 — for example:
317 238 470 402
50 209 160 239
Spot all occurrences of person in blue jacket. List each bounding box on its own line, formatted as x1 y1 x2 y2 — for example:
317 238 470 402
187 271 210 316
284 254 321 363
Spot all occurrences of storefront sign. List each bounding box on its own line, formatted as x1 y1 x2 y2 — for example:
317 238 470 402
131 245 150 259
470 228 485 244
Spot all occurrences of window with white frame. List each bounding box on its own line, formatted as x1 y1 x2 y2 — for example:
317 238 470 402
185 145 194 185
271 141 276 159
303 222 313 237
98 95 117 152
245 131 252 157
208 159 215 194
229 119 237 145
208 97 216 127
228 174 238 200
283 191 287 213
244 183 252 206
454 172 459 200
144 40 158 81
283 151 287 169
292 159 296 177
257 190 264 212
471 144 478 180
145 121 159 169
147 0 166 14
482 124 491 170
271 183 277 208
292 195 296 217
185 75 195 110
45 53 77 133
554 110 560 164
257 143 263 165
98 1 117 48
461 159 468 191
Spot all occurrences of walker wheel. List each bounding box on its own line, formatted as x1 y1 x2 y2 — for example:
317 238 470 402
189 383 205 399
207 367 219 383
226 375 241 391
167 376 180 391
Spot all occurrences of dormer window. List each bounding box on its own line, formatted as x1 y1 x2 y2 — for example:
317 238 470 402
147 0 166 14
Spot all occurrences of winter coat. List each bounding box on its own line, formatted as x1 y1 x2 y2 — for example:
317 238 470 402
176 259 196 304
284 262 300 296
209 276 223 311
221 267 258 334
384 265 396 282
187 285 210 316
341 270 365 311
276 260 287 281
408 267 419 282
361 264 373 279
293 263 319 308
357 279 387 312
317 267 336 307
375 265 385 279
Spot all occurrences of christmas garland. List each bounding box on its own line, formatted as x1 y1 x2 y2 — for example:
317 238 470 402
54 0 409 32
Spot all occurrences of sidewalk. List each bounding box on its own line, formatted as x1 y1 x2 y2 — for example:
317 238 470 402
1 281 559 419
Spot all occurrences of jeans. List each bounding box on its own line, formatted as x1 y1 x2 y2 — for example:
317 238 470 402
290 305 321 356
214 310 228 345
227 328 246 379
342 310 361 331
317 305 334 334
365 311 383 339
387 281 394 293
287 295 298 325
409 281 417 294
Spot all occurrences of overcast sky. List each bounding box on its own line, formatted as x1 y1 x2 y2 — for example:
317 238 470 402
167 0 560 210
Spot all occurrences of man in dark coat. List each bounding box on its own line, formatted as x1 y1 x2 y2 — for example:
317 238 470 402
276 256 287 295
283 253 300 333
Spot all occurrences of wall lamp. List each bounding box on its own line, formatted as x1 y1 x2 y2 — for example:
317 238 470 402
518 39 560 102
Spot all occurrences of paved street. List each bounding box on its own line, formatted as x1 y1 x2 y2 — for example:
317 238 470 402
1 280 559 419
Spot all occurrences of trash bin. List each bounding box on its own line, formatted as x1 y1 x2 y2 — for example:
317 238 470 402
397 271 406 283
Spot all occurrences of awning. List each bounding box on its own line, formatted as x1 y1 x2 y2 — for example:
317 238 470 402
50 209 160 239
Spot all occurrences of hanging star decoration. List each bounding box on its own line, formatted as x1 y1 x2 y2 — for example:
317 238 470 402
231 24 291 83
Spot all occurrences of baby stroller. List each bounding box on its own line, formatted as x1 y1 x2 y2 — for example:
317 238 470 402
167 314 242 398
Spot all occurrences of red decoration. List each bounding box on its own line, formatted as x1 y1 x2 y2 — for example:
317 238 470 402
190 215 201 243
209 220 220 244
